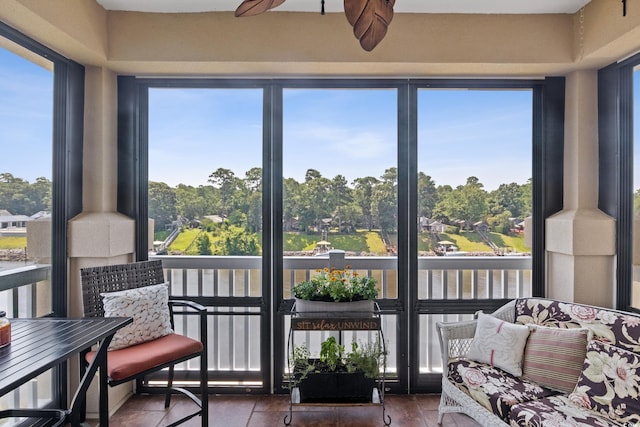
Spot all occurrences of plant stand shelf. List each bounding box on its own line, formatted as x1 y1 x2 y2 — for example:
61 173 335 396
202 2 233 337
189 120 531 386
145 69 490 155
284 304 391 426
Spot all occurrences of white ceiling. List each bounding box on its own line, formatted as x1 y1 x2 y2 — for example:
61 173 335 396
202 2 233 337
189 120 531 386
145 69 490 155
96 0 592 15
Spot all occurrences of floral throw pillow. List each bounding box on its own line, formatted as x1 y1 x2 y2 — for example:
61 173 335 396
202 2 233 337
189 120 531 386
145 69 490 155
101 282 173 350
468 312 530 377
569 340 640 425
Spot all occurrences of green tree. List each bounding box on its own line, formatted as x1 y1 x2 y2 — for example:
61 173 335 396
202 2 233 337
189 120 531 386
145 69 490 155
300 169 331 232
283 177 303 231
490 182 524 218
520 178 533 217
0 173 51 216
330 174 353 232
196 233 212 255
29 177 52 213
208 168 241 216
353 176 379 231
373 168 398 233
148 181 177 231
433 177 487 229
488 210 513 234
458 176 487 229
175 184 216 221
213 222 261 255
418 172 438 218
243 167 262 233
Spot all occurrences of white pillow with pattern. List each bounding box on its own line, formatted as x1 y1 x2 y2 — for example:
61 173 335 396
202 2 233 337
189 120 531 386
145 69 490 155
101 282 173 350
468 312 530 376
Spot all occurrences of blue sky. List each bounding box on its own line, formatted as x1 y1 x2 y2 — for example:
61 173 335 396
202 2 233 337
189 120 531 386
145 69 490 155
0 47 53 182
149 87 533 191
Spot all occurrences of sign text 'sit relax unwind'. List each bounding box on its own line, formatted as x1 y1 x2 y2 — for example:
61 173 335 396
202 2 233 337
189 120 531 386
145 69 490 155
291 318 381 331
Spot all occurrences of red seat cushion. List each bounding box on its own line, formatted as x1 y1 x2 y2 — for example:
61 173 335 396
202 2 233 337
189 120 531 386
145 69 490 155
86 333 203 382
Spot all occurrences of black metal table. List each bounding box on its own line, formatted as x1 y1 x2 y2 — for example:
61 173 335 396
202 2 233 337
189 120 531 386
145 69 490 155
0 317 132 427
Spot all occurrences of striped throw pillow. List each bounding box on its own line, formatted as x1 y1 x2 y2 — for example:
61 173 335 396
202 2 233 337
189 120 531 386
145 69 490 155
522 325 589 393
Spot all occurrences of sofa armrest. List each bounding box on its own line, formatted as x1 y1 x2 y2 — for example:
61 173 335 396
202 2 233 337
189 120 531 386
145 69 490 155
436 300 517 366
436 319 477 364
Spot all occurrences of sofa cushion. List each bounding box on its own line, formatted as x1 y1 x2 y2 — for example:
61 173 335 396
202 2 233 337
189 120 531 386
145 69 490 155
510 395 623 427
568 340 640 426
447 359 556 421
522 325 590 393
468 312 530 376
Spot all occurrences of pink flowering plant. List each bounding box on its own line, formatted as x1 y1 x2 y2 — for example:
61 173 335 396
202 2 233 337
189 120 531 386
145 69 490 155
293 266 378 302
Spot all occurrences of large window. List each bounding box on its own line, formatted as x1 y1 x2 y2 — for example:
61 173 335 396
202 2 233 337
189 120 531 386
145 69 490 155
147 86 265 385
0 41 53 297
0 22 84 416
123 77 561 394
413 84 537 389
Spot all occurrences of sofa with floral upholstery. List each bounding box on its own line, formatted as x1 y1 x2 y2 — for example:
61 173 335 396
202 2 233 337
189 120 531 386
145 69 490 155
436 298 640 427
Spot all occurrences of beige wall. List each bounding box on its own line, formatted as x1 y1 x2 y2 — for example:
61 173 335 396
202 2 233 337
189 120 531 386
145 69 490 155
0 0 637 77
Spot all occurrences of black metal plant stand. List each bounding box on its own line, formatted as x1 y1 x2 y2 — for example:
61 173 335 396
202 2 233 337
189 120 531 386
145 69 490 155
284 303 391 426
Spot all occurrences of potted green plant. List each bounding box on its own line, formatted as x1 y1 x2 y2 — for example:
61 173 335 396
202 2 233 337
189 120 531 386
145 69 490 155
290 336 385 403
292 266 378 316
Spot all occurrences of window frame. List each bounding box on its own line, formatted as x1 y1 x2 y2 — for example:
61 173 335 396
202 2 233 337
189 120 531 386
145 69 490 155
0 19 84 409
118 76 564 394
599 56 637 312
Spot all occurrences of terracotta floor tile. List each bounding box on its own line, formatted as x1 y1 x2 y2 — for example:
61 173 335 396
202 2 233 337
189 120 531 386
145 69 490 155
87 393 481 426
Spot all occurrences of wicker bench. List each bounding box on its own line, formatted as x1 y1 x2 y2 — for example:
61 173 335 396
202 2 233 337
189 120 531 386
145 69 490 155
436 298 640 427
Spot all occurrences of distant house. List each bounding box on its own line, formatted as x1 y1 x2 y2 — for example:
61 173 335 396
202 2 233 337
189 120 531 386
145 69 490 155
30 211 51 221
453 219 467 230
429 221 446 233
512 219 525 233
474 221 490 233
203 215 225 224
0 211 31 229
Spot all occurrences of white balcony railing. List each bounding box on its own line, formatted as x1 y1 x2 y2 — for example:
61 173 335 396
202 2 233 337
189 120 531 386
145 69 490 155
152 254 532 379
0 263 53 416
0 255 532 390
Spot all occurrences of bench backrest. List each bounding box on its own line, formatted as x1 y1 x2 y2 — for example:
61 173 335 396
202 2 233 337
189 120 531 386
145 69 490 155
515 298 640 354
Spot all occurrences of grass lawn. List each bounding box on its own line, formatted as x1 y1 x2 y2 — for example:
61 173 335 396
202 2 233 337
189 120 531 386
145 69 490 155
488 232 529 253
283 233 318 251
0 236 27 249
166 228 529 255
417 233 435 252
439 232 491 252
168 229 200 253
284 231 386 254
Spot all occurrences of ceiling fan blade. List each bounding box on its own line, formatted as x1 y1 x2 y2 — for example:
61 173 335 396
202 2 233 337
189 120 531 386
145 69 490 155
344 0 367 26
235 0 286 17
344 0 395 51
359 18 388 51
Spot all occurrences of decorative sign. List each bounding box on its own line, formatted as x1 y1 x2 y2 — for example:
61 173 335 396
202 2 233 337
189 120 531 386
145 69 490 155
291 317 381 331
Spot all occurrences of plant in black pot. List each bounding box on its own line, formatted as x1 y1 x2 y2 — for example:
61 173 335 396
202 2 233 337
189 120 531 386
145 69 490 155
291 336 385 403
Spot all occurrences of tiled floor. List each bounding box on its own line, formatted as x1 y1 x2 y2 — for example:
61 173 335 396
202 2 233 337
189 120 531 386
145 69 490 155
87 393 480 427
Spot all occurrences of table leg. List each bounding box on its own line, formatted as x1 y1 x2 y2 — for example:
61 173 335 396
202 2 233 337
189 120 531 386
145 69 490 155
69 334 115 427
